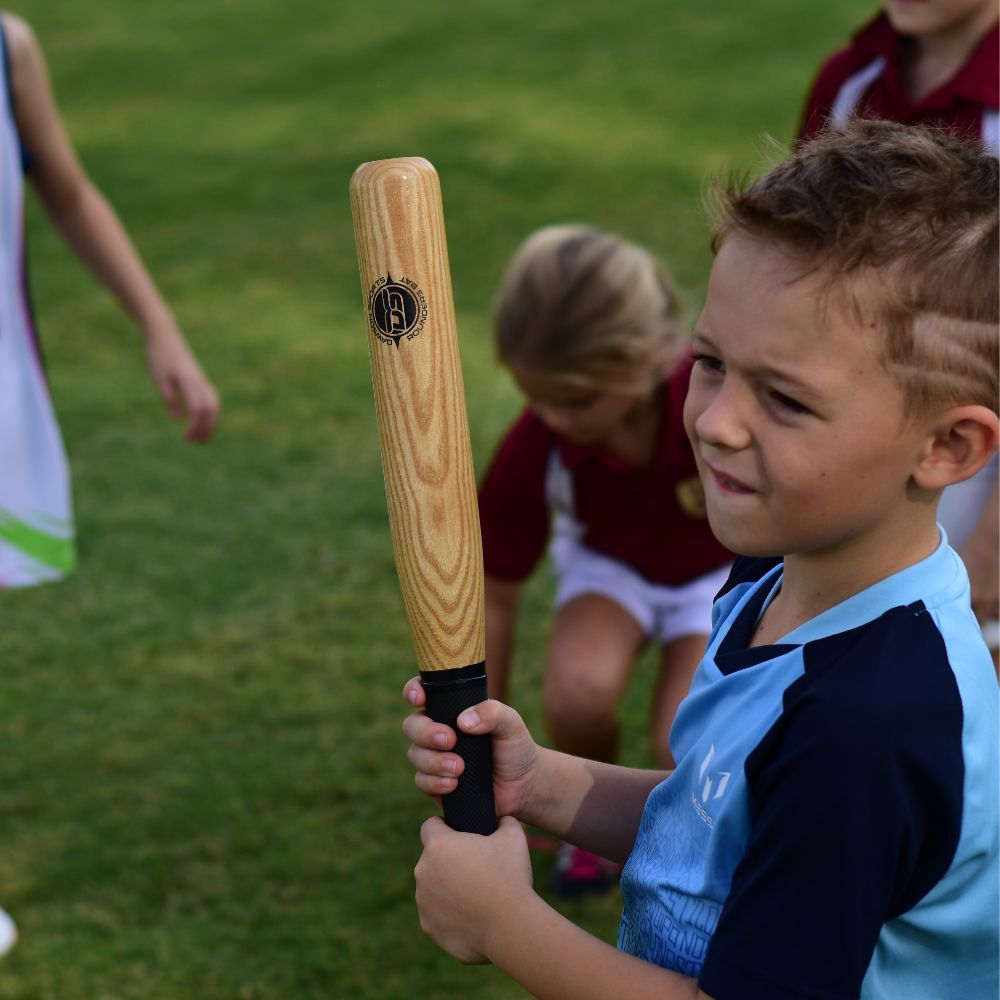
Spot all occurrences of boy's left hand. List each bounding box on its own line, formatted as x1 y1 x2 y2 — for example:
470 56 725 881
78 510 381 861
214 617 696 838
415 815 532 964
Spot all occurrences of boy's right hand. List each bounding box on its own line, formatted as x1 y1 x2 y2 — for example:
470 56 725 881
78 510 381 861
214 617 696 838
402 679 540 821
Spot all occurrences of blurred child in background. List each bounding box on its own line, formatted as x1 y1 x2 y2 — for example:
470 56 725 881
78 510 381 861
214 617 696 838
0 11 219 590
799 0 999 661
477 225 732 895
799 0 997 144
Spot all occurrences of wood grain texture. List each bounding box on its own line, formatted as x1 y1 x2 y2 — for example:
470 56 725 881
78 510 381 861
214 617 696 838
351 158 485 672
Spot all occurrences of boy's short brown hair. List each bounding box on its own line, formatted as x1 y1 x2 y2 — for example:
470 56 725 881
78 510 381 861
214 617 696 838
712 119 999 418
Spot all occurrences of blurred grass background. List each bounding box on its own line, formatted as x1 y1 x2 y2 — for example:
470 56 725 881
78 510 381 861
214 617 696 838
1 1 870 995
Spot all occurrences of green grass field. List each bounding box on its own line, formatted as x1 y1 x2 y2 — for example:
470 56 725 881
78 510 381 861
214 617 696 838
1 2 870 995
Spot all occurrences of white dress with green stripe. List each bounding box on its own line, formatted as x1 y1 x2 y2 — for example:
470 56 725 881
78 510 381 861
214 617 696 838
0 25 75 587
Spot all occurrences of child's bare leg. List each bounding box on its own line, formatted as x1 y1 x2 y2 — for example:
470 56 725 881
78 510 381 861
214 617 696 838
649 633 708 770
542 594 645 763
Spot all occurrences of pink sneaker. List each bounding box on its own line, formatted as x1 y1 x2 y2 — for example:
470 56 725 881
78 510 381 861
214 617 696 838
551 844 618 898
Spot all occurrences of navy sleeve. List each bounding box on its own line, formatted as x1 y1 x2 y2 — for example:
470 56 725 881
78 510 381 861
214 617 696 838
699 606 965 999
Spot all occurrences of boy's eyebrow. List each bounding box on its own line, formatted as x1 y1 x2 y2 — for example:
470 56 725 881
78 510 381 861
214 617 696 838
691 329 825 397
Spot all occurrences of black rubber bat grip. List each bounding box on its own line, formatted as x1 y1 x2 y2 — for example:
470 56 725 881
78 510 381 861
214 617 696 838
420 662 498 835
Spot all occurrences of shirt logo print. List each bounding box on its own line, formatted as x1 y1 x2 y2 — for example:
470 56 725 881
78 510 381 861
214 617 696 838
698 744 731 803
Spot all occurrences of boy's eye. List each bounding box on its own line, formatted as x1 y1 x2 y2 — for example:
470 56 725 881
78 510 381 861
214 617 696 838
564 395 598 410
693 353 724 374
769 389 810 415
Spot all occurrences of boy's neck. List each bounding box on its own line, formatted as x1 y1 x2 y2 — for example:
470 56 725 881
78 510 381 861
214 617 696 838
900 12 995 102
749 517 941 648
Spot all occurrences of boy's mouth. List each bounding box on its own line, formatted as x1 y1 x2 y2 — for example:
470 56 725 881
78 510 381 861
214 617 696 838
704 462 756 495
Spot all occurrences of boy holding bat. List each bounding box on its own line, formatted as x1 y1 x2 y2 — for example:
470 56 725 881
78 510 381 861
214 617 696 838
403 120 999 998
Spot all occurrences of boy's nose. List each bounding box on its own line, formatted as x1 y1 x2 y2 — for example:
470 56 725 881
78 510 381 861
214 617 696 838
693 383 751 452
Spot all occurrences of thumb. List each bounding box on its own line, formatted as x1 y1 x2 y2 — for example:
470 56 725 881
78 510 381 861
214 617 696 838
495 815 523 836
456 699 525 741
420 815 449 848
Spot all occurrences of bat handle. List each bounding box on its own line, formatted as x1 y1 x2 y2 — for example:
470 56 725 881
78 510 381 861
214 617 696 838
420 663 498 835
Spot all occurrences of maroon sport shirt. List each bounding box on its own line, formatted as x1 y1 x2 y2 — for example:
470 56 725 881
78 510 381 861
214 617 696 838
478 355 733 586
798 13 998 149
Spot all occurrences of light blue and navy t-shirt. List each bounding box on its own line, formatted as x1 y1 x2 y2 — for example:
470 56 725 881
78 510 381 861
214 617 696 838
618 535 999 999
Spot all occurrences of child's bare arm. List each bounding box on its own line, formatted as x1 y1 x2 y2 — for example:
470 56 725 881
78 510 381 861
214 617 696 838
4 13 219 442
529 745 665 862
415 816 710 998
484 574 522 703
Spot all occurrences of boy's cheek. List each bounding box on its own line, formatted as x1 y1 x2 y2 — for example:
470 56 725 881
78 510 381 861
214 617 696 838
682 391 703 449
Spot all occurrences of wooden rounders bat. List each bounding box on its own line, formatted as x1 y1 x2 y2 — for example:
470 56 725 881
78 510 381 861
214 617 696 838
350 157 497 836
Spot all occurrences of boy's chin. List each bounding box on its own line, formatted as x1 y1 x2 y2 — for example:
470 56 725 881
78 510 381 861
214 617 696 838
708 521 784 560
728 543 785 560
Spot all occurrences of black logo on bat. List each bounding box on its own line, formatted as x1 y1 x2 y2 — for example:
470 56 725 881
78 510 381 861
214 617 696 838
367 273 428 347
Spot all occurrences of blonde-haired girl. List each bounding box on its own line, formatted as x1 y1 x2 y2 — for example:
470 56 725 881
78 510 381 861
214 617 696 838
478 225 731 895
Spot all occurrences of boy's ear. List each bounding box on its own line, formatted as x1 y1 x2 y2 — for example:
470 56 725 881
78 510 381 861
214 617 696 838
913 405 1000 490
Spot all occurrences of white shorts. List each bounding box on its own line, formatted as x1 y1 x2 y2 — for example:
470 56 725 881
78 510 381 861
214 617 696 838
550 533 732 647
